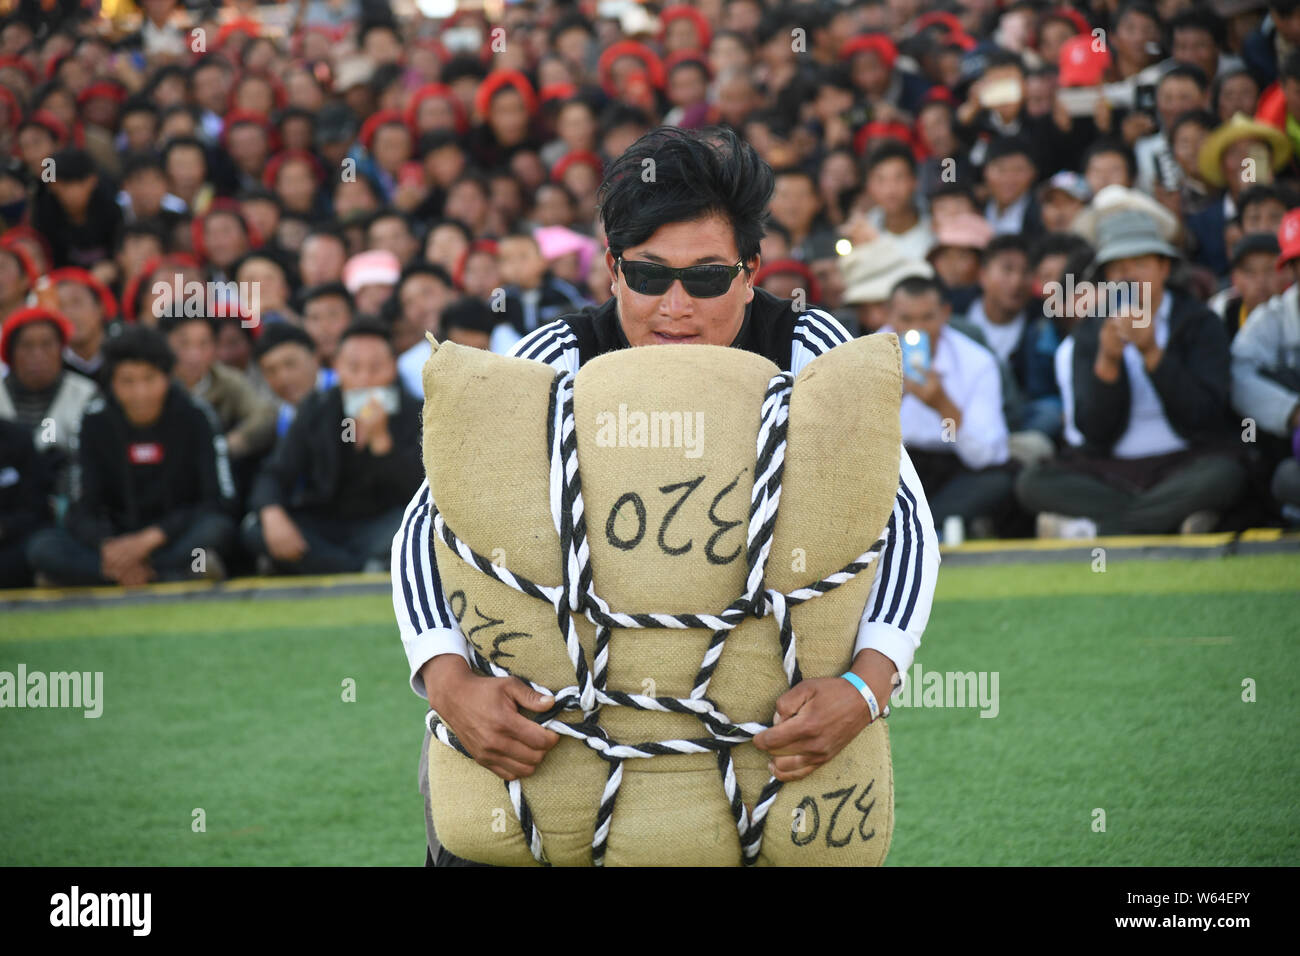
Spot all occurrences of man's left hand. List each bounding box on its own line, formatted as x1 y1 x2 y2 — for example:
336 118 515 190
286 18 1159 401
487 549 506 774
753 650 897 782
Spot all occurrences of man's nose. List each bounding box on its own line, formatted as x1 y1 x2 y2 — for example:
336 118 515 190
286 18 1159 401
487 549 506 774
660 277 694 314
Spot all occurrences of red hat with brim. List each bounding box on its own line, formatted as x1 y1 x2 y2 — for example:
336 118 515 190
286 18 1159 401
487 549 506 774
48 266 119 320
0 307 73 366
1059 34 1110 87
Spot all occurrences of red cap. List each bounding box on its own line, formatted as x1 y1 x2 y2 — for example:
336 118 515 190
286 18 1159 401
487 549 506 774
262 149 326 190
659 6 713 52
0 307 73 366
474 69 539 121
551 150 603 183
76 81 128 107
840 34 898 71
404 83 469 136
1058 34 1110 87
754 259 821 306
597 41 667 99
1277 208 1300 267
855 121 923 160
47 266 119 320
359 109 409 154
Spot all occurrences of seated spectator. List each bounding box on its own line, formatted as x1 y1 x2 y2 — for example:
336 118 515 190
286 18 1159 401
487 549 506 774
241 320 424 574
158 313 277 465
1037 171 1091 233
1208 233 1285 342
863 139 935 261
342 248 401 317
980 136 1045 240
393 262 456 396
0 307 99 500
1081 139 1137 195
300 282 355 390
768 166 838 262
1017 210 1248 536
966 235 1063 441
882 275 1014 537
926 212 992 316
0 417 53 588
51 266 115 383
440 296 499 351
1231 208 1300 519
31 147 123 268
253 323 320 439
27 325 237 585
490 230 592 354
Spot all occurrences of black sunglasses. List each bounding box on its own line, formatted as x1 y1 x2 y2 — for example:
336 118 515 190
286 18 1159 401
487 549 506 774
616 257 749 298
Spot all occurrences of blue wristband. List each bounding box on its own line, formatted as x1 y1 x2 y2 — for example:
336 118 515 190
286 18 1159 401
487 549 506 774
841 671 884 721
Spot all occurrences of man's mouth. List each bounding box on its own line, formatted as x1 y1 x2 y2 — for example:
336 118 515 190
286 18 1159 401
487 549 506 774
650 329 701 344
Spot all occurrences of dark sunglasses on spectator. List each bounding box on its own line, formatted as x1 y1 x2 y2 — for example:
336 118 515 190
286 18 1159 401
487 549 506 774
617 257 749 298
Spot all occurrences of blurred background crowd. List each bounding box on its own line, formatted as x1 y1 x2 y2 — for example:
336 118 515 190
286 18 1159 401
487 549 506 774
1 0 1298 589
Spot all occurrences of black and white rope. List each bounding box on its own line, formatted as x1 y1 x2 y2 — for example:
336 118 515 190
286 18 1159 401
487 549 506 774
427 369 890 866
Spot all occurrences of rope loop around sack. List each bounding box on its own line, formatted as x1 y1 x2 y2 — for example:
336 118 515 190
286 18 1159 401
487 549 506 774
427 369 890 866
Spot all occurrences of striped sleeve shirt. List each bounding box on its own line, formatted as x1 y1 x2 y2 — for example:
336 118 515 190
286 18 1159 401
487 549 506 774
392 307 940 698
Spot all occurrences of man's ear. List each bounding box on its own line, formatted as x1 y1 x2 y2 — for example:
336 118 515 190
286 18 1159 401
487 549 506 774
745 254 760 299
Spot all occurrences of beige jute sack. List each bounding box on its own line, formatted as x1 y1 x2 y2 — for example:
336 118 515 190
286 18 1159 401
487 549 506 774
423 332 902 866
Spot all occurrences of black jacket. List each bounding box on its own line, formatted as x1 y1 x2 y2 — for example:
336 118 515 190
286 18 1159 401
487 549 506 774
1069 290 1235 456
560 286 806 369
67 384 235 546
0 418 52 545
248 384 424 517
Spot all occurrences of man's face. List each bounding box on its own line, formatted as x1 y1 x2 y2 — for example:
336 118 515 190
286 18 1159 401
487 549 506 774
111 360 170 427
167 319 215 386
299 236 346 287
498 236 547 288
369 216 417 265
354 282 394 317
1171 30 1217 85
303 294 352 363
1085 151 1131 193
125 169 168 217
1231 251 1278 312
769 174 820 234
227 125 269 172
335 334 396 391
606 213 756 347
56 282 102 346
400 274 453 336
50 175 97 216
11 322 63 391
258 342 318 405
1241 199 1286 235
888 288 949 346
867 157 916 216
1103 253 1171 293
980 250 1031 316
204 213 248 268
1041 189 1086 232
985 154 1035 207
931 246 981 288
1156 76 1206 131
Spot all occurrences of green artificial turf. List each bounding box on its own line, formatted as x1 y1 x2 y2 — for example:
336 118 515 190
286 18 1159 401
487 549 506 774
1 554 1296 865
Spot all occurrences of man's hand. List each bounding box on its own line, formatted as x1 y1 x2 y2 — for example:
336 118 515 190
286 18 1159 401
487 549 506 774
101 527 164 581
904 370 963 430
261 505 308 563
1113 309 1162 370
353 396 392 455
753 650 897 782
423 655 561 782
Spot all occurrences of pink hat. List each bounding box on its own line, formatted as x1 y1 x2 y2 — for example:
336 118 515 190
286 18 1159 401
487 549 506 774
533 226 600 279
343 250 401 294
929 212 994 253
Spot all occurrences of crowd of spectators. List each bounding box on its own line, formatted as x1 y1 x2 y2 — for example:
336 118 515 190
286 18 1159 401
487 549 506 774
1 0 1299 588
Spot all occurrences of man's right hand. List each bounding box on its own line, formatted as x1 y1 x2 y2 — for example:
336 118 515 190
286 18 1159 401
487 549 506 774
423 654 561 782
261 505 308 563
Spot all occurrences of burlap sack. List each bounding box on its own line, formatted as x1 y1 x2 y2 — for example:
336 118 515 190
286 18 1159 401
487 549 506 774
423 332 902 866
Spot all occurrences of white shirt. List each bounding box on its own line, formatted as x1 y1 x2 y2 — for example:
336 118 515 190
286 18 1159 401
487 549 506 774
1056 291 1189 459
393 309 941 700
966 298 1025 365
867 208 935 262
884 324 1009 470
398 339 431 399
985 194 1031 235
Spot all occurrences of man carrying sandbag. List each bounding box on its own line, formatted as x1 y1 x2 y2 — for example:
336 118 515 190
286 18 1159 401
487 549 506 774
392 126 941 866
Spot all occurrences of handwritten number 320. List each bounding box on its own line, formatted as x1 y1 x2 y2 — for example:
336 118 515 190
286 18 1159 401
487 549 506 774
605 469 746 565
791 781 877 848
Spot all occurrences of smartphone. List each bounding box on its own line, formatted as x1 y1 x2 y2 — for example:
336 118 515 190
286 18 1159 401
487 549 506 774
900 329 931 384
980 77 1022 109
1134 83 1157 121
343 385 401 418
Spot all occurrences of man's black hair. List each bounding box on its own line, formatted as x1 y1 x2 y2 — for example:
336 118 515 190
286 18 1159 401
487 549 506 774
122 218 170 249
1159 62 1209 93
891 274 946 299
120 94 157 120
1029 232 1093 268
1082 138 1137 182
441 296 499 336
156 312 218 339
1116 1 1160 27
365 208 414 234
668 57 710 81
357 18 400 51
338 317 395 354
187 54 233 80
439 53 490 85
1168 7 1222 43
426 217 474 244
597 126 774 265
548 11 595 45
49 147 95 182
864 139 918 177
985 135 1036 167
398 261 454 290
370 62 405 98
984 49 1026 75
254 320 316 361
161 135 207 168
103 324 175 378
599 103 653 138
981 234 1030 267
121 151 166 180
417 129 464 156
1168 108 1217 141
236 186 279 206
300 281 355 312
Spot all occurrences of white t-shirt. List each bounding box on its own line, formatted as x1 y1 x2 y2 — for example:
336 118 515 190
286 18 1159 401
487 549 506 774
967 298 1025 365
